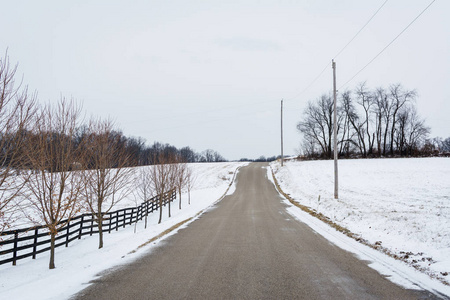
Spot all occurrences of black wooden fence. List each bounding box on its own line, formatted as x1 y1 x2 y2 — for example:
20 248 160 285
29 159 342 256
0 189 176 266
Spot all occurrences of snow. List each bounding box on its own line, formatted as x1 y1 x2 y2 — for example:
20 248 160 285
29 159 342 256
3 158 450 299
270 157 450 296
0 162 247 300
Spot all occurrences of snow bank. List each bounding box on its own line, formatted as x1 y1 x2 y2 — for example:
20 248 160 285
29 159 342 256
0 162 247 300
271 157 450 286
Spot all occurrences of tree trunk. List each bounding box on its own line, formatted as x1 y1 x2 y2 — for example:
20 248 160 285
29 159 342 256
49 232 56 269
145 212 148 229
168 194 171 218
383 119 390 156
98 216 104 249
390 115 396 155
158 194 163 224
179 188 182 210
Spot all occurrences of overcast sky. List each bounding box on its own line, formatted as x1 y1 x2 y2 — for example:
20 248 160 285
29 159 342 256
1 0 449 160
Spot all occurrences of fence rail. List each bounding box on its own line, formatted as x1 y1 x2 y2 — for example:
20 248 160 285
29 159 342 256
0 189 176 266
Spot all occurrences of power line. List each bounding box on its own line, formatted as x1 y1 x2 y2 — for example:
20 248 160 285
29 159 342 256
333 0 389 60
339 0 436 90
285 62 330 101
286 0 389 101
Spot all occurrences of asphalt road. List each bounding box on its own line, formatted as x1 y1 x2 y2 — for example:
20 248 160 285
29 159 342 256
74 163 441 299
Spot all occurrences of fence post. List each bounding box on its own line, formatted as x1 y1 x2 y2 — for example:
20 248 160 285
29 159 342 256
79 215 84 240
108 213 112 233
116 211 119 231
123 210 126 228
12 232 18 266
65 220 70 247
32 228 38 259
90 216 94 236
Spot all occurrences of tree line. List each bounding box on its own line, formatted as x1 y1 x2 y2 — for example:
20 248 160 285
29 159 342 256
0 53 213 269
297 82 448 159
239 156 279 162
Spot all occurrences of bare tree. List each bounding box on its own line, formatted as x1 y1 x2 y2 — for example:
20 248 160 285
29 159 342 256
185 165 196 205
339 91 369 157
339 91 360 156
405 107 430 155
173 156 187 210
23 99 84 269
201 149 215 162
81 119 135 249
442 138 450 152
149 154 175 224
0 52 36 232
297 95 334 158
133 165 154 229
388 84 417 155
297 83 428 159
355 82 375 155
372 87 389 156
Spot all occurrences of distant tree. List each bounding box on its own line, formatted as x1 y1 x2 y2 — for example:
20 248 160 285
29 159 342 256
355 82 375 155
255 156 267 162
200 149 226 162
405 107 430 155
388 84 416 155
213 151 226 162
179 146 196 163
297 83 428 159
126 136 146 166
202 149 215 162
340 91 364 156
297 95 334 158
442 138 450 152
372 87 389 156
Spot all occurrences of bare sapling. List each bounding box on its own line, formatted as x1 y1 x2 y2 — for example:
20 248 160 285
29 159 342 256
0 52 36 232
81 119 134 249
133 165 154 229
23 98 84 269
185 166 195 205
149 153 175 224
174 155 187 210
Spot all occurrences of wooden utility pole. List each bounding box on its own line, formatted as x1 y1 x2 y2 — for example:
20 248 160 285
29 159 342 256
281 99 284 167
332 60 338 199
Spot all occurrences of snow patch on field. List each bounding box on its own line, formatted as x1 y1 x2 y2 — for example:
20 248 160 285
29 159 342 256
0 162 247 300
270 157 450 295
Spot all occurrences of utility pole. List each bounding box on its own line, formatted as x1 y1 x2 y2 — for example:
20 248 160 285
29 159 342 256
281 99 284 167
332 60 338 199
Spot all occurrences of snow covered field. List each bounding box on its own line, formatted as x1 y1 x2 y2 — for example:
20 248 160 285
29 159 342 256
0 162 247 300
271 157 450 287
